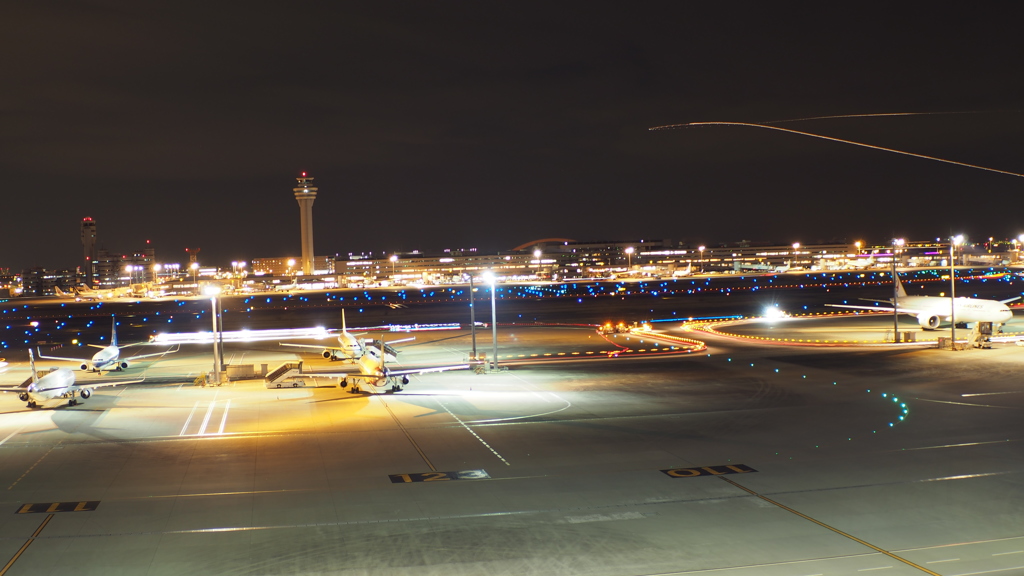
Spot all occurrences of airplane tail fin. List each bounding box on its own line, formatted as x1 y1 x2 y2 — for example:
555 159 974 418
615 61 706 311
55 286 67 297
111 315 119 347
894 273 907 298
342 308 347 334
28 349 38 384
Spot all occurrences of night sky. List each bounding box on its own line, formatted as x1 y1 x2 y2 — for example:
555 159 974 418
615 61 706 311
3 2 1023 271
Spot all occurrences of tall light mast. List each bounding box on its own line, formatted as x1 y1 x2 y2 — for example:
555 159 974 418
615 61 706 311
293 172 318 276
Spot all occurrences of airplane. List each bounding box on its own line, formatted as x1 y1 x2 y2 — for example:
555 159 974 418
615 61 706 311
1 349 145 408
671 263 693 277
733 262 791 273
55 285 133 301
826 274 1018 330
37 316 178 372
310 339 470 393
280 309 374 361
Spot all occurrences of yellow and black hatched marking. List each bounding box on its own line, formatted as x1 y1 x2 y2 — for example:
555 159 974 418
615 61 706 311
15 501 100 514
389 469 489 483
661 464 756 478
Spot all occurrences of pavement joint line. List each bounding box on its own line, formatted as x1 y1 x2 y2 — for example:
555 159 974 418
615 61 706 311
0 513 53 576
716 476 941 576
377 396 436 471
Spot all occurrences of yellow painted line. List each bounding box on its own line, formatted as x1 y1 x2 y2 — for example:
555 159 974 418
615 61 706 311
377 397 435 472
0 514 53 576
718 477 940 575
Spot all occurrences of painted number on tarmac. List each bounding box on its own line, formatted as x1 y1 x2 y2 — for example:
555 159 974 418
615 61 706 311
16 501 100 514
389 469 490 483
661 464 757 478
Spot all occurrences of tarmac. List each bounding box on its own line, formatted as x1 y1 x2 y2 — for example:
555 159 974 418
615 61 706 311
0 321 1023 575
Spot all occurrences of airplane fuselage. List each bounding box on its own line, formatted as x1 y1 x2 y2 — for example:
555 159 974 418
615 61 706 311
86 346 123 371
22 368 78 405
899 295 1012 328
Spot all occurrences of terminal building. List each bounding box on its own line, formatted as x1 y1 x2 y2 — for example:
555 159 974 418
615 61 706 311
244 238 1011 290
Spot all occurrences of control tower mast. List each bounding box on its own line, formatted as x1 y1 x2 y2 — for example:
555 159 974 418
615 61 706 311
293 172 317 275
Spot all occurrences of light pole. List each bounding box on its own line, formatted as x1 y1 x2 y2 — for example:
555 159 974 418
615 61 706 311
698 245 705 274
891 238 904 342
465 273 477 360
190 262 200 295
1018 234 1024 263
204 284 222 384
482 270 498 371
390 254 398 282
625 246 634 274
287 258 296 276
950 234 964 349
533 249 542 279
791 242 800 268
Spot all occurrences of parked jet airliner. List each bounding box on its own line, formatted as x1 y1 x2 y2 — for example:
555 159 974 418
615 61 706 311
827 274 1017 329
38 316 177 371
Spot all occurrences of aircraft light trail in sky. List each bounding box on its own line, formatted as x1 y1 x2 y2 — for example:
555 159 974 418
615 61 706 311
650 119 1024 179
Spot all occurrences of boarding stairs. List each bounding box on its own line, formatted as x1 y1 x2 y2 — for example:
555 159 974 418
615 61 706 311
264 362 309 388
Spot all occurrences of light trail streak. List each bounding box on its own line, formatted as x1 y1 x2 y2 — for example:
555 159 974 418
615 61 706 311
765 111 985 124
649 121 1024 179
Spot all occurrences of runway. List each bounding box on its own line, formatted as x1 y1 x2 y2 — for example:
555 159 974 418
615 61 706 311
0 323 1023 574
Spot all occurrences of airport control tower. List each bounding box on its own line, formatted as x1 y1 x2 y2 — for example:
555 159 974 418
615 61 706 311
293 172 317 275
81 217 97 287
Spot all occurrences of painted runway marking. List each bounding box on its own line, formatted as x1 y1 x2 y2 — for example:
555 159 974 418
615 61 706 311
925 558 960 563
0 514 53 576
179 401 200 436
962 391 1024 397
197 401 217 435
992 550 1024 556
15 501 99 514
717 476 942 575
0 426 27 448
7 444 58 491
954 566 1024 575
389 470 489 483
662 464 756 478
437 399 510 466
377 396 436 471
217 400 231 434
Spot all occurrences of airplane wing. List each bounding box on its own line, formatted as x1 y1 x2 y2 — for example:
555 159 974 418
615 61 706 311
825 303 923 315
280 343 349 352
1000 296 1022 304
77 374 147 390
123 344 180 362
387 364 471 376
306 364 472 379
36 349 91 363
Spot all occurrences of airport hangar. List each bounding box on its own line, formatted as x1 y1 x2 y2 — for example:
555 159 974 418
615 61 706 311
1 272 1024 575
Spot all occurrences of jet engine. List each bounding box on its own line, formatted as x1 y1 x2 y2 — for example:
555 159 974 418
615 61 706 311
79 363 90 371
80 388 91 399
918 314 942 330
322 350 334 359
118 361 129 370
18 392 28 402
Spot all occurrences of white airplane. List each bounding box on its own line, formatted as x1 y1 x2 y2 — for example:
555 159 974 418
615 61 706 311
1 349 145 408
827 274 1018 330
37 316 178 372
294 333 469 393
280 310 370 361
316 341 470 393
671 263 693 277
55 285 133 301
